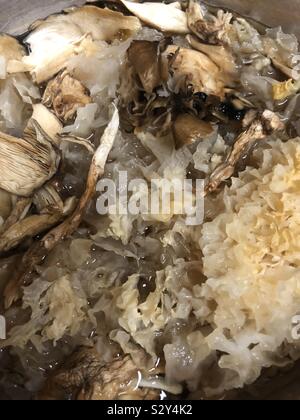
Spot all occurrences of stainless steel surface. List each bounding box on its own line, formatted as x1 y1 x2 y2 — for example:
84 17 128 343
0 0 85 35
0 0 300 37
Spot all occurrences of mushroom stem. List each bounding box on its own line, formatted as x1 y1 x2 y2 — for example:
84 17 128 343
0 197 32 233
205 110 284 195
0 121 60 197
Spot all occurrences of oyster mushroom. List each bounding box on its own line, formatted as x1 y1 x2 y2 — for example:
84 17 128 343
4 108 119 308
187 0 233 45
205 110 284 194
128 41 166 94
33 183 64 215
0 121 59 197
0 193 76 254
31 104 63 146
187 35 237 81
0 34 26 77
0 189 13 223
173 113 214 149
23 5 141 83
163 45 234 99
0 197 32 233
39 349 160 401
43 71 92 123
32 103 93 152
120 0 189 34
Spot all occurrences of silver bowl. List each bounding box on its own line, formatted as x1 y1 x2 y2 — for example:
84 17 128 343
1 0 300 38
1 0 300 401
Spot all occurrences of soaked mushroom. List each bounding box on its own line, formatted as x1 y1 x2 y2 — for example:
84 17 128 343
205 110 284 194
187 0 233 45
39 349 159 401
1 0 300 402
173 113 214 148
272 78 300 101
4 108 119 308
0 189 76 254
0 34 26 77
43 71 92 123
0 189 13 225
22 5 141 83
33 183 64 215
0 197 32 234
120 0 189 34
163 45 235 99
0 121 59 197
128 41 166 94
31 104 63 146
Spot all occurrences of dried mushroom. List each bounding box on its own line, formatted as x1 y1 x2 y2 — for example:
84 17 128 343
173 113 214 149
31 104 63 145
0 197 32 233
43 71 91 122
4 108 119 308
128 41 167 94
120 0 189 34
23 5 141 83
0 34 26 76
205 110 284 194
33 183 67 215
187 0 233 45
0 122 59 197
272 78 300 101
187 35 237 80
0 189 13 227
0 212 63 254
39 349 159 400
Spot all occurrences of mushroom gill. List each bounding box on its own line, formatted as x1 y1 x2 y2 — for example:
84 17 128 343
0 122 59 197
128 41 166 94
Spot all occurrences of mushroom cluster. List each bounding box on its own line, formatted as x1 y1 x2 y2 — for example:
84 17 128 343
0 0 299 401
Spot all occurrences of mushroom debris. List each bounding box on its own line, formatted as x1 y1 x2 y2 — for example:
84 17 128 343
2 0 300 402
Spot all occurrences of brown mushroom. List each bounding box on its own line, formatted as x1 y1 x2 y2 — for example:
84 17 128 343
120 0 189 34
43 71 92 123
173 113 214 149
187 0 233 45
0 121 59 198
22 6 142 83
4 108 119 308
205 110 284 194
128 41 164 94
163 45 233 99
